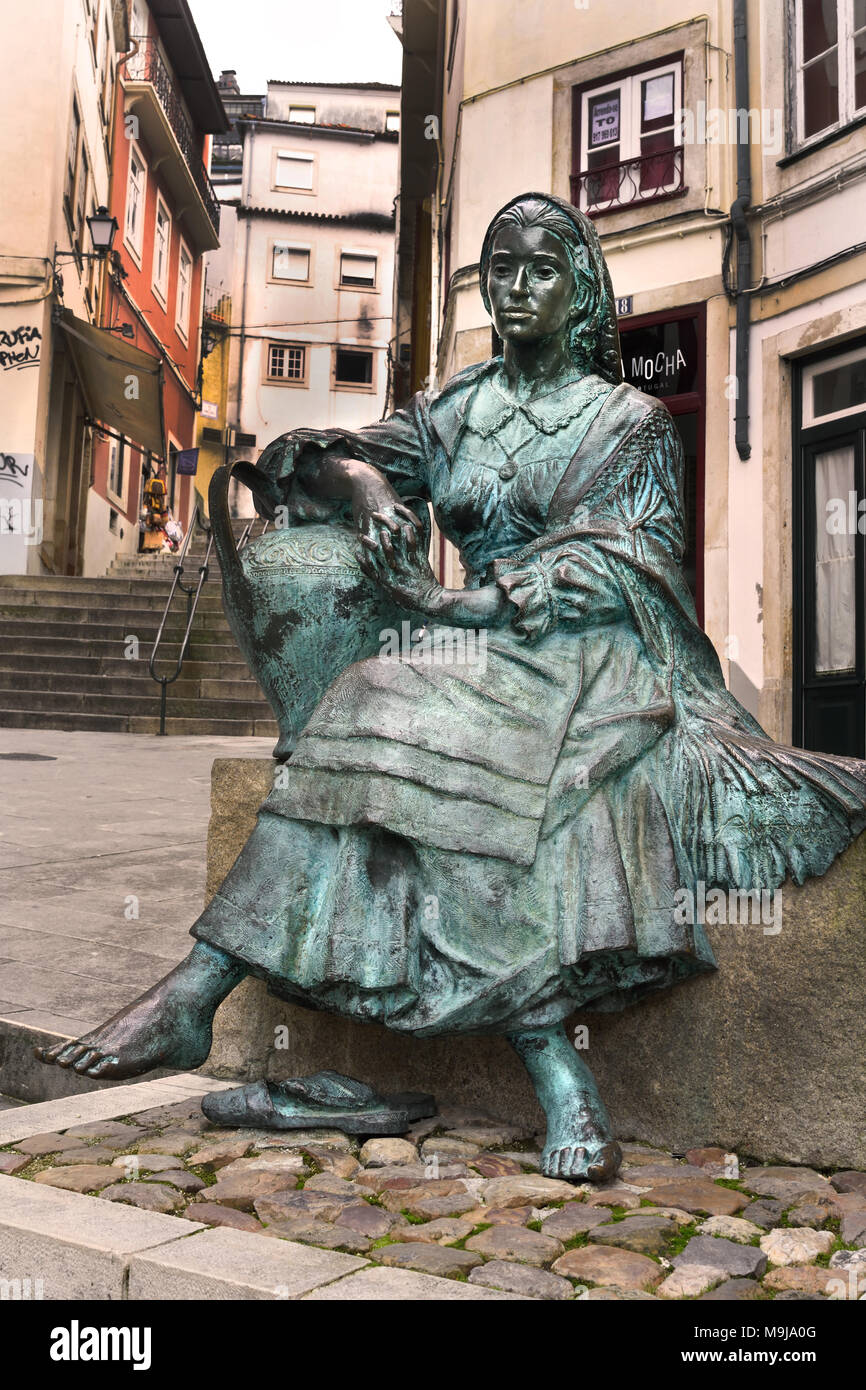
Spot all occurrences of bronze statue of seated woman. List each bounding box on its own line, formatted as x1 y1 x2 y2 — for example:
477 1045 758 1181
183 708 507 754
37 193 866 1183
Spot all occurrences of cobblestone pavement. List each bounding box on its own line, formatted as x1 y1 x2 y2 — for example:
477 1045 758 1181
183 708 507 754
3 1098 865 1300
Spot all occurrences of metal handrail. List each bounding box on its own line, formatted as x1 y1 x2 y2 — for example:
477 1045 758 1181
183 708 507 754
148 506 214 735
237 515 270 551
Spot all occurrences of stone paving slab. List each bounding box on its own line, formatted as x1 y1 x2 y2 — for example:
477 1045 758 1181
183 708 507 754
127 1224 367 1300
0 1072 234 1147
0 1172 206 1299
301 1266 528 1300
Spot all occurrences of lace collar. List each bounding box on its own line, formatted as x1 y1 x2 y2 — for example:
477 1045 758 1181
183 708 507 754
458 372 612 440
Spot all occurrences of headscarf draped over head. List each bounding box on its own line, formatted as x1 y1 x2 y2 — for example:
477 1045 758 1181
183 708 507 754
479 192 623 386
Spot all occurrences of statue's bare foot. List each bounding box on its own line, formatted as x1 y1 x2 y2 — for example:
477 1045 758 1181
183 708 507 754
34 943 246 1080
542 1106 622 1182
508 1021 622 1184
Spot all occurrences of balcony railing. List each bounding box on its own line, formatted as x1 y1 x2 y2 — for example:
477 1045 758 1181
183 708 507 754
125 39 220 236
570 146 685 216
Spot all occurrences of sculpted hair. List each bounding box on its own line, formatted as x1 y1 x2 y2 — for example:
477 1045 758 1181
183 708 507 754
479 193 623 385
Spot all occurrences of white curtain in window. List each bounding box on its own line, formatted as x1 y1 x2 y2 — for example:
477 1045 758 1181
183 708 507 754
814 444 856 672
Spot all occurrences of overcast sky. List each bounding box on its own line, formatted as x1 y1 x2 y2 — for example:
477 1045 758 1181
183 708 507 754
187 0 403 92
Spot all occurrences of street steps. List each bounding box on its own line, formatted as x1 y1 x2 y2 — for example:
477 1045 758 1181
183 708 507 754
0 518 279 737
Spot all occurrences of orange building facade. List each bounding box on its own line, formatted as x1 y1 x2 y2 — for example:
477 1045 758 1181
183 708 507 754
88 0 225 569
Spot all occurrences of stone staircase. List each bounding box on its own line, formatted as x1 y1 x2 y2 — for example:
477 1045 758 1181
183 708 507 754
0 519 280 737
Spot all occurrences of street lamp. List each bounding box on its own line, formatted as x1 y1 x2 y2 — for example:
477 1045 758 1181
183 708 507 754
85 206 119 256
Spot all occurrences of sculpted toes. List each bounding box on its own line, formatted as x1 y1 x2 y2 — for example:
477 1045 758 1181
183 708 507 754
71 1049 100 1073
55 1043 91 1068
87 1055 120 1078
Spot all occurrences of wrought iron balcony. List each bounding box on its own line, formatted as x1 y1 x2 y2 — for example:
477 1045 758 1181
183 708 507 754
125 39 220 240
570 146 686 216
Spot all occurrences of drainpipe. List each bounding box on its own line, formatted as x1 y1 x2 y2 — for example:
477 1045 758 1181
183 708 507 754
732 0 752 460
236 123 253 447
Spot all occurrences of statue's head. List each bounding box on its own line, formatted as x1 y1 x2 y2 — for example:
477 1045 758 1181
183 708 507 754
480 193 623 385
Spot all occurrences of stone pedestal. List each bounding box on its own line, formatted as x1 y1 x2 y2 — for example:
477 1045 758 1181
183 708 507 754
204 758 866 1167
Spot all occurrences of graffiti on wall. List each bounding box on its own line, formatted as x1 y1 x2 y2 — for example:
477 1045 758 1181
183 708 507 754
0 325 41 371
0 453 30 488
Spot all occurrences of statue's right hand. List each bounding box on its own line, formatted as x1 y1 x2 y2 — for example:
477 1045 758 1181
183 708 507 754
351 472 421 548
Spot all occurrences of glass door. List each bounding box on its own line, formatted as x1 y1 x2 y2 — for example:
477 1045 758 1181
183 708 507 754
795 346 866 756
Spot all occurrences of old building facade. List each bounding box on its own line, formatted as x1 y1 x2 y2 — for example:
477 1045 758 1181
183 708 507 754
394 0 866 757
0 0 225 579
202 79 400 510
85 0 226 574
0 0 129 576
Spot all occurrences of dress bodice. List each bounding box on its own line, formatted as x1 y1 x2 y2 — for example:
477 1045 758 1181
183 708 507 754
429 369 613 579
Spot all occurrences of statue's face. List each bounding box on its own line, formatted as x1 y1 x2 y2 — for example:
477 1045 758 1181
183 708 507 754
487 224 576 345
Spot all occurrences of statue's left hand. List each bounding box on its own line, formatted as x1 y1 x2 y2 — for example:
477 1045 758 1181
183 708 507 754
358 512 443 614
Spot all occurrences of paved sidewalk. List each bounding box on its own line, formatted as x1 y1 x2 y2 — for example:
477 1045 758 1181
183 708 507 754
0 728 273 1038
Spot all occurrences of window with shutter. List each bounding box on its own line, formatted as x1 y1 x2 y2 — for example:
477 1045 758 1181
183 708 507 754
339 252 377 288
275 152 315 191
272 244 311 281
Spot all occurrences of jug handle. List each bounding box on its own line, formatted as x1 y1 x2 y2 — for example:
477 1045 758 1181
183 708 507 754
208 460 282 584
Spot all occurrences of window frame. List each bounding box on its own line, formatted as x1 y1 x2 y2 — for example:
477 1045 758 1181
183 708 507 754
571 52 685 217
268 240 312 285
123 141 147 265
792 337 866 756
287 105 316 124
100 12 114 125
264 340 309 388
385 110 401 133
174 236 193 344
792 0 866 149
106 434 126 508
152 193 172 307
337 248 379 292
332 345 377 393
74 141 91 254
65 95 82 231
272 148 316 194
802 343 866 427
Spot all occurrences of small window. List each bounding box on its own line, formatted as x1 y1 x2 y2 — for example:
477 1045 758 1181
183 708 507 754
74 145 90 251
125 146 146 256
267 343 307 383
153 198 171 302
339 252 377 288
272 244 310 281
385 110 400 132
101 16 114 122
65 97 81 215
89 0 100 62
334 348 374 388
176 240 192 340
795 0 866 143
802 346 866 426
130 0 147 36
108 437 125 501
288 105 316 124
275 151 315 190
573 58 683 214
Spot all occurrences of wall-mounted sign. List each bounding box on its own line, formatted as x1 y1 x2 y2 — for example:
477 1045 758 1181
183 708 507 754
619 314 700 398
201 400 218 419
176 448 199 476
589 93 620 147
615 296 633 316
